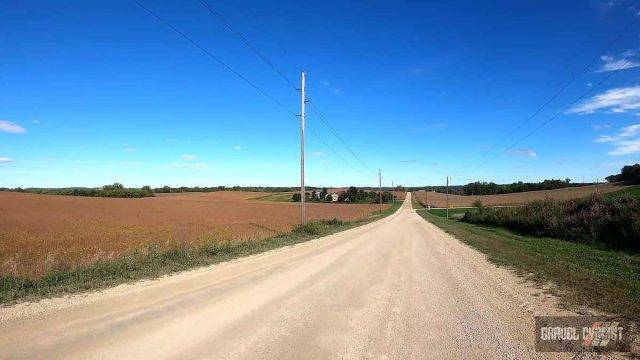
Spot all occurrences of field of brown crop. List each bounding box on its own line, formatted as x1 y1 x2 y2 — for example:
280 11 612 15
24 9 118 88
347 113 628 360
412 183 629 208
0 191 387 278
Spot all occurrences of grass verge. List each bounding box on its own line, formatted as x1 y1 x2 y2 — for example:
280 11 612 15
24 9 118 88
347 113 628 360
251 192 294 202
605 184 640 200
0 201 401 305
415 209 640 320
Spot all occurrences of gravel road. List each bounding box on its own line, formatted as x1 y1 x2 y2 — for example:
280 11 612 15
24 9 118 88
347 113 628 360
0 194 576 359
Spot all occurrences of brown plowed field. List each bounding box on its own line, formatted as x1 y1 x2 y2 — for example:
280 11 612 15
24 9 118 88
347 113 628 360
412 183 628 208
0 191 386 278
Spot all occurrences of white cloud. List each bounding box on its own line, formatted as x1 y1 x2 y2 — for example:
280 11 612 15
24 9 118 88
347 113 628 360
234 145 242 150
333 88 340 94
510 148 537 158
169 162 207 168
313 151 324 157
0 157 14 163
592 123 611 131
593 135 617 143
619 123 640 137
0 120 26 134
567 86 640 114
123 147 135 152
180 154 196 161
32 120 41 124
593 123 640 155
608 139 640 155
596 52 640 73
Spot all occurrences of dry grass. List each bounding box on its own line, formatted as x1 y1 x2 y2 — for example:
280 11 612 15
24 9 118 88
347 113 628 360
0 191 386 278
412 183 629 207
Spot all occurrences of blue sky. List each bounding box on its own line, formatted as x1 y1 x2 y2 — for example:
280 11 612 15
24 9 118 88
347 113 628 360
2 0 640 188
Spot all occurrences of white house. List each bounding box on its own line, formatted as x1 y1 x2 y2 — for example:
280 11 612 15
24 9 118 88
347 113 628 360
329 192 339 202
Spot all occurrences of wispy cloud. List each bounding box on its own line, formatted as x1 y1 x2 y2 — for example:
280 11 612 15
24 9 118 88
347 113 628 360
123 147 136 152
0 157 14 163
593 123 640 155
234 145 242 150
0 120 26 134
180 154 196 161
596 51 640 73
609 139 640 155
313 151 324 157
567 86 640 114
169 162 207 168
593 135 617 143
592 123 611 131
32 119 41 124
510 148 537 158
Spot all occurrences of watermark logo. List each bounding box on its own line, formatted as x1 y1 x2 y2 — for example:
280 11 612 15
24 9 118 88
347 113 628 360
535 316 638 353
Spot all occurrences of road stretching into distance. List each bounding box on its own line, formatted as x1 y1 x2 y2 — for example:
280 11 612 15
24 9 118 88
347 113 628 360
0 194 574 359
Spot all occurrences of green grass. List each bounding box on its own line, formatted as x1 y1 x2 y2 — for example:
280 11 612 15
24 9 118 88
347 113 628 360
604 184 640 200
251 192 294 202
0 201 402 305
415 210 640 320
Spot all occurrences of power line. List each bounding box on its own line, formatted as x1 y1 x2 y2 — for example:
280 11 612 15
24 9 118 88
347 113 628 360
469 16 638 167
307 100 375 173
132 0 370 179
197 0 298 91
196 0 375 175
133 0 296 117
475 56 634 169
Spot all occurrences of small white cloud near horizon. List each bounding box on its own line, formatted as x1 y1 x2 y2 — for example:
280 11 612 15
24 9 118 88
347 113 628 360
510 148 537 158
234 145 242 150
180 154 196 161
596 51 640 73
116 161 142 167
0 157 14 163
0 120 26 134
123 147 135 152
313 151 324 157
567 85 640 114
169 162 207 168
32 119 41 124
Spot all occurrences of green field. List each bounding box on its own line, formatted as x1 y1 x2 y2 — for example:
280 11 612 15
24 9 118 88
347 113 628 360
415 209 640 320
604 184 640 199
251 192 294 202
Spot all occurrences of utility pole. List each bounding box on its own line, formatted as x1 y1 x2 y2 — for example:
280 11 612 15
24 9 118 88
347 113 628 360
299 71 306 224
446 176 450 219
378 168 382 214
392 180 394 204
424 186 428 209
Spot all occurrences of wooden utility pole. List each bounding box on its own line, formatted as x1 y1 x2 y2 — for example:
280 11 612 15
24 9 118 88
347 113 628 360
300 71 306 224
378 168 382 214
424 186 428 209
446 176 450 219
392 180 394 204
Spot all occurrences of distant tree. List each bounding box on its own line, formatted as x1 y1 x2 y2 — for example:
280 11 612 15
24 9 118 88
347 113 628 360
607 164 640 184
338 191 349 202
142 185 152 191
103 183 124 190
292 193 301 202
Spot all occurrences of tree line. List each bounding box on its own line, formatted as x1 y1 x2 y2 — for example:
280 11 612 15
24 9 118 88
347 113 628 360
606 164 640 185
292 186 393 203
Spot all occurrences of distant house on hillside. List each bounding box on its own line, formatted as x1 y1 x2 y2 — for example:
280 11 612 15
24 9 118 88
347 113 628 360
329 192 339 202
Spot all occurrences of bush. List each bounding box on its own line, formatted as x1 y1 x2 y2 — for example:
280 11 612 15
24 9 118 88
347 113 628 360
462 194 640 252
292 193 301 202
